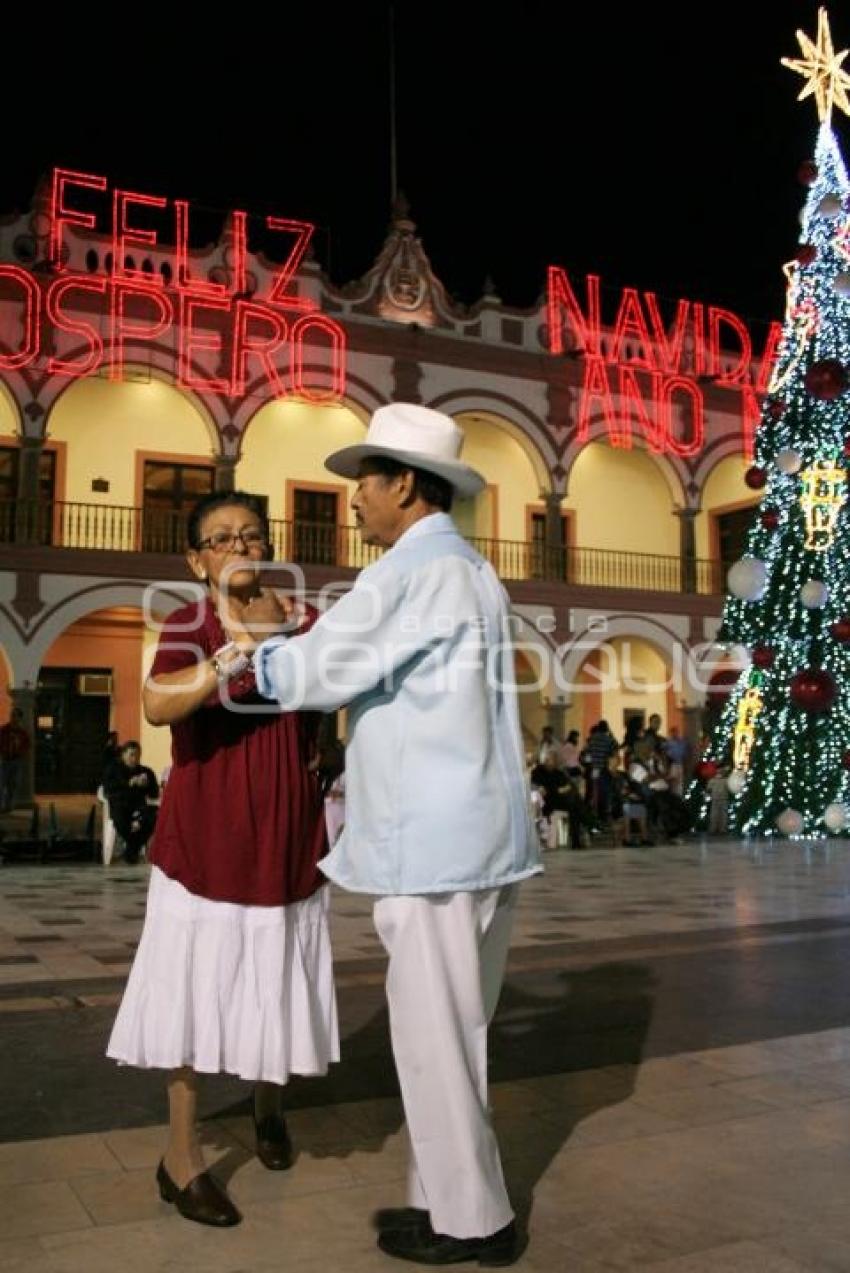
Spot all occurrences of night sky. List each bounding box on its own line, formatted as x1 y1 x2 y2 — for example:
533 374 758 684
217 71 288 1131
5 4 844 345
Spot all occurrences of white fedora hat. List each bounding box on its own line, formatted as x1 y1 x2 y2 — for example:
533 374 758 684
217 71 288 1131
325 403 485 498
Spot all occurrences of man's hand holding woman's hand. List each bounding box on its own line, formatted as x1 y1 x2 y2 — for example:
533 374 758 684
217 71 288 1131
224 590 298 652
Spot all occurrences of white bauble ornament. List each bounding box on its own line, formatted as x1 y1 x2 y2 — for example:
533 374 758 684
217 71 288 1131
824 802 849 831
727 769 747 795
775 448 802 474
835 272 850 297
800 579 829 608
776 807 804 836
727 557 768 601
819 194 843 219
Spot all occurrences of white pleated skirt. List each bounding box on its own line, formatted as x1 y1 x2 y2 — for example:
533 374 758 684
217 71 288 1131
107 866 339 1084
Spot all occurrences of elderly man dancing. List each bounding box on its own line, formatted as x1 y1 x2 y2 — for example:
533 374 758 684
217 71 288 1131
238 403 541 1265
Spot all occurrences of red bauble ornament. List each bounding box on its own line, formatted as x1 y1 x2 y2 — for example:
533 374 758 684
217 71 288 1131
843 750 850 771
745 465 768 489
752 645 775 669
760 508 780 531
766 398 786 421
843 438 850 459
796 243 817 265
788 667 837 713
798 159 818 185
830 617 850 642
695 760 719 781
805 358 848 400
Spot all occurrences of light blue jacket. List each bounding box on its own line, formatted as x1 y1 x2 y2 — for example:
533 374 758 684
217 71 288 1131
254 513 541 896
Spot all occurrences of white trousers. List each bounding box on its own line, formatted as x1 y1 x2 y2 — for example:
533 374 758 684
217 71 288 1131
373 886 516 1239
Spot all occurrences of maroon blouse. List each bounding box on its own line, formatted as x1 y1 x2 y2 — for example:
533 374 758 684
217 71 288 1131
147 599 327 906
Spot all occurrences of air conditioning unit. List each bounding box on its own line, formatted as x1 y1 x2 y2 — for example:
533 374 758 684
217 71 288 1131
76 673 113 696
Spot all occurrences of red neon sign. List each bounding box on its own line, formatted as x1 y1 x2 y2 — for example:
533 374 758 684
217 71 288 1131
0 267 40 369
0 168 347 403
548 266 781 456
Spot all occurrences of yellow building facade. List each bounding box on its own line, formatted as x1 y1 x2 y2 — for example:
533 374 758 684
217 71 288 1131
0 176 764 800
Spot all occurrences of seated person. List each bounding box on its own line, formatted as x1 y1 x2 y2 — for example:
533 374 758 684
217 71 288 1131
103 740 159 864
530 752 590 849
609 755 653 846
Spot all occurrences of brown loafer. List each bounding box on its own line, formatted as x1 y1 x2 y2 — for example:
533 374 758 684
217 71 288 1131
156 1159 241 1227
254 1113 294 1171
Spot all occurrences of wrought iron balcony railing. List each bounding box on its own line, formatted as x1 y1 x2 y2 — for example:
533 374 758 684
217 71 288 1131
0 499 726 594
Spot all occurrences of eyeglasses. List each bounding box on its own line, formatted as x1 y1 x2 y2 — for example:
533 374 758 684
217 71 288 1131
196 529 268 553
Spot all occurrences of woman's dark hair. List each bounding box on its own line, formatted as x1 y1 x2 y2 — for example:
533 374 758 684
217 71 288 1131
362 456 454 512
186 490 271 551
567 729 580 743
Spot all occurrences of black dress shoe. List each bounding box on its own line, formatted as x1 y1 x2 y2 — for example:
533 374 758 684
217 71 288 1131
372 1206 430 1231
377 1218 519 1266
156 1159 241 1227
254 1113 294 1171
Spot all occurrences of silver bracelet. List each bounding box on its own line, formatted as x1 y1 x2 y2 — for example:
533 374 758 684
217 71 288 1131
211 641 253 682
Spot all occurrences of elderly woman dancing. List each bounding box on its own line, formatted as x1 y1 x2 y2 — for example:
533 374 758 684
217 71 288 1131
107 490 337 1227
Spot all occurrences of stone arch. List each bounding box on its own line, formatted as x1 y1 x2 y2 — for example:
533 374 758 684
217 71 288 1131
560 425 689 509
556 614 701 709
44 359 222 455
7 581 195 685
237 380 378 453
427 391 554 491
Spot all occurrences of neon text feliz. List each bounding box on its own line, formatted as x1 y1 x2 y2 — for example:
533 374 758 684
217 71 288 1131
548 267 783 458
0 168 346 402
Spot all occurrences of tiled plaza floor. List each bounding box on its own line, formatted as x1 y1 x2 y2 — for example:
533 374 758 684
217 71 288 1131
3 837 850 1270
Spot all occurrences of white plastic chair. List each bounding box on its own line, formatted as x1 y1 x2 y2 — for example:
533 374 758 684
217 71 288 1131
547 810 571 850
96 785 118 865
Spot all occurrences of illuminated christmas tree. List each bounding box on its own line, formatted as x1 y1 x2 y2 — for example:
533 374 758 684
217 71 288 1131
694 8 850 837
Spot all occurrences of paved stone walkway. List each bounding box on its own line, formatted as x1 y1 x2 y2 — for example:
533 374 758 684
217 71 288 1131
3 838 850 1270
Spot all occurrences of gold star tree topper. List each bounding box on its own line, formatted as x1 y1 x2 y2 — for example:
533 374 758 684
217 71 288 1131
782 7 850 122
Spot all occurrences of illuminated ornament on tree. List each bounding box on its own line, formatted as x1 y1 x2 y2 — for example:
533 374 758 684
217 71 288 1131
789 666 837 711
727 769 747 795
760 508 780 530
728 557 768 600
805 357 847 398
776 448 803 473
745 465 768 489
767 398 787 420
776 807 804 836
830 616 850 641
733 678 765 769
800 579 829 607
752 644 776 668
797 242 818 264
834 271 850 295
819 193 844 217
799 460 847 549
695 760 718 781
824 802 849 830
